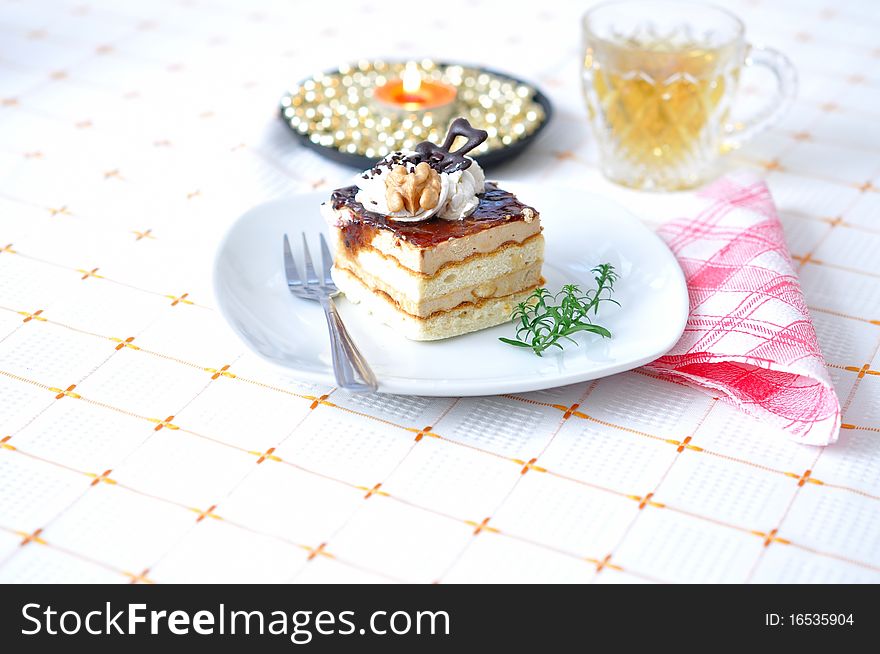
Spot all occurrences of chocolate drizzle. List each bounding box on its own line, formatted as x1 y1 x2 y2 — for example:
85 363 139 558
415 118 488 173
330 182 534 250
359 118 489 181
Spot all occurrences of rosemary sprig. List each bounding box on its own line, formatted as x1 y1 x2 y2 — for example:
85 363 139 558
499 263 619 356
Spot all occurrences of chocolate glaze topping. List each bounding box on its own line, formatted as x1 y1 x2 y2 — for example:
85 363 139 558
330 182 535 250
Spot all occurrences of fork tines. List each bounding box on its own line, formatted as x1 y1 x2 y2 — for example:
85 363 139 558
283 233 336 291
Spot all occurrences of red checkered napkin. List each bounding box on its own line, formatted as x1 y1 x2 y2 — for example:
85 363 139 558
643 172 841 446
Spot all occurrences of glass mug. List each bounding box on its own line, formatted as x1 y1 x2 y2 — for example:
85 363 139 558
582 0 797 190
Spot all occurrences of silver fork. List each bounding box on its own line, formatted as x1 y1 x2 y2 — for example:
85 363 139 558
283 233 377 392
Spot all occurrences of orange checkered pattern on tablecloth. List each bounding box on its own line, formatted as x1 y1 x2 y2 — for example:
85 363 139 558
0 0 878 583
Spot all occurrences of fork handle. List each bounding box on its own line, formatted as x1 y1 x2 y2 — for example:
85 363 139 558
319 295 378 392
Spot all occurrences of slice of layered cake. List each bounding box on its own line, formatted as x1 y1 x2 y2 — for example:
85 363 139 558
321 118 544 341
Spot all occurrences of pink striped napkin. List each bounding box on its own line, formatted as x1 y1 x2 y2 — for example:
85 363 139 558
643 172 841 446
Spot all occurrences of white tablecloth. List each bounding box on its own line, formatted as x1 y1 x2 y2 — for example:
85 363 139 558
0 0 878 583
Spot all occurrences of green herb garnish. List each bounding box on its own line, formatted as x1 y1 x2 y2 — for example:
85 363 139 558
500 264 619 356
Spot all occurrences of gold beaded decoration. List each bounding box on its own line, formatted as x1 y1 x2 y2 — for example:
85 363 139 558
280 60 548 162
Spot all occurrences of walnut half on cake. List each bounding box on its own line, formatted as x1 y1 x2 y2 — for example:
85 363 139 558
321 118 544 341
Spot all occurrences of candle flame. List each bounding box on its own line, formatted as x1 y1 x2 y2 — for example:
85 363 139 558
402 64 422 94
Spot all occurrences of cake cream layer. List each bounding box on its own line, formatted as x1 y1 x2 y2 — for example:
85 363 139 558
332 266 539 341
331 230 544 301
334 258 543 318
329 183 541 275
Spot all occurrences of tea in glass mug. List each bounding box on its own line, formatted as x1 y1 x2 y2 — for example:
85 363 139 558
582 1 796 190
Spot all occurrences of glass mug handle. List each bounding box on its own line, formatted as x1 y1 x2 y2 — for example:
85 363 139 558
723 44 797 151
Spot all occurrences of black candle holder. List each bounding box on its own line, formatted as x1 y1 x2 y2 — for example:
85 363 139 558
279 60 553 169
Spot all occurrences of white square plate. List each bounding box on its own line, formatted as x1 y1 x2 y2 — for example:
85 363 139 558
213 182 687 395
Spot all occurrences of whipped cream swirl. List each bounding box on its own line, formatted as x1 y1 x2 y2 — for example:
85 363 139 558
354 150 485 223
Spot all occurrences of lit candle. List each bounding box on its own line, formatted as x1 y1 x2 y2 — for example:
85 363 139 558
373 63 457 116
